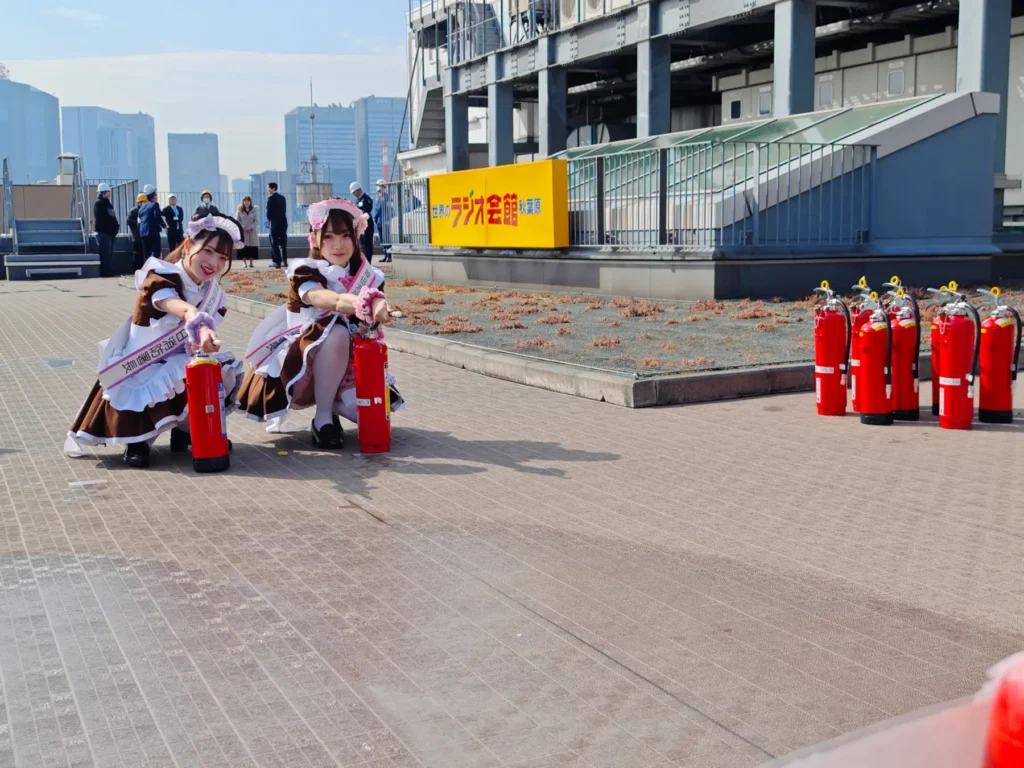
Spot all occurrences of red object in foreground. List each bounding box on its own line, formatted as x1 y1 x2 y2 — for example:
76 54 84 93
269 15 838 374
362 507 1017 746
984 659 1024 767
890 307 920 420
353 329 392 453
185 355 230 472
849 307 872 412
979 310 1021 424
931 317 944 417
858 311 894 425
938 312 977 430
814 304 849 416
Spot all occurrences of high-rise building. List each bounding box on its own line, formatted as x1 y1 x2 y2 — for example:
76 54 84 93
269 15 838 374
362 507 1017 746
61 107 156 186
0 79 61 184
231 178 251 197
354 96 407 188
285 104 356 194
249 171 289 196
219 174 229 198
167 133 220 195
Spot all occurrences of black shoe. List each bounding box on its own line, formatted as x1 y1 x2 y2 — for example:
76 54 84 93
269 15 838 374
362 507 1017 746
311 419 344 449
169 428 190 452
123 442 151 468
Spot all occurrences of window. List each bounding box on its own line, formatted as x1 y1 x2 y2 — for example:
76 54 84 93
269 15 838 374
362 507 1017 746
887 69 905 96
817 82 834 107
729 99 742 120
758 92 772 116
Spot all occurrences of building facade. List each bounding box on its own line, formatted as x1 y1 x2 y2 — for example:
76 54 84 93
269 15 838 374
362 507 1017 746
61 107 156 186
167 133 220 195
231 178 251 197
354 96 407 187
0 79 61 184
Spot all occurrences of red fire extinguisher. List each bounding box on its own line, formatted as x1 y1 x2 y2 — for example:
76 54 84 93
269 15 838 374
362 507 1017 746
857 292 894 425
812 281 852 416
353 323 392 453
937 282 981 430
847 277 873 413
185 353 230 472
882 279 921 421
976 287 1022 424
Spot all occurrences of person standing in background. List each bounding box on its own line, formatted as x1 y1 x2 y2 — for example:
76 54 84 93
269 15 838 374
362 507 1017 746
373 179 392 263
192 190 222 221
236 196 259 268
126 194 146 271
138 185 165 262
163 194 184 251
266 182 288 268
93 183 120 275
349 181 375 264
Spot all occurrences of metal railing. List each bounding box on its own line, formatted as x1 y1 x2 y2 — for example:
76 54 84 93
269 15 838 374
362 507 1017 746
376 180 430 254
2 157 13 234
155 191 316 236
411 0 638 66
69 156 89 229
567 140 877 250
106 180 139 234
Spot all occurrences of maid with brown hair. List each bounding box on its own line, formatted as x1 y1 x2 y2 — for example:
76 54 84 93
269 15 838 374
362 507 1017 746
65 215 245 468
236 198 405 448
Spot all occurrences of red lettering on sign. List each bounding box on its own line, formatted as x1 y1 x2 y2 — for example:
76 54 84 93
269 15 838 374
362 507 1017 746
486 194 502 225
503 193 519 227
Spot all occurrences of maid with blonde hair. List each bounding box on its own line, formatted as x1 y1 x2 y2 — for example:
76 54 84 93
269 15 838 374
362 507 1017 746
236 199 404 448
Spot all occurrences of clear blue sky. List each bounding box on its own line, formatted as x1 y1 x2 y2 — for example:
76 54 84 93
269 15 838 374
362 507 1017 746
6 0 410 58
4 1 415 186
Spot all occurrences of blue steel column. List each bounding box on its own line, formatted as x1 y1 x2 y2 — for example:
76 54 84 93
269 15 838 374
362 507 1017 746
773 0 816 117
445 68 470 172
637 39 672 138
539 36 567 158
957 0 1011 226
487 55 514 167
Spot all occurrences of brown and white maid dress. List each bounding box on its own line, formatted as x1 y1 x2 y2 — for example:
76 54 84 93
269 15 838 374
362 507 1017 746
65 256 243 455
235 254 405 431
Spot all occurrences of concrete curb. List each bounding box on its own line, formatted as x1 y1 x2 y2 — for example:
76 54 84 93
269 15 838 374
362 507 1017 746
115 277 849 408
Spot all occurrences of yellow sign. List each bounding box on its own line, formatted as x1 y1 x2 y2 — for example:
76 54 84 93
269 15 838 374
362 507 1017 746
428 159 569 249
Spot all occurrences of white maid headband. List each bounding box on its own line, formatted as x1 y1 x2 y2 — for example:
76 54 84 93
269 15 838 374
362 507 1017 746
186 215 243 247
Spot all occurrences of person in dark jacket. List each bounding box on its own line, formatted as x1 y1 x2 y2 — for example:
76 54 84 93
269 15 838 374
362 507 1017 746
350 181 375 264
126 194 146 271
93 183 121 274
266 182 288 268
138 185 165 262
162 194 185 251
192 190 222 221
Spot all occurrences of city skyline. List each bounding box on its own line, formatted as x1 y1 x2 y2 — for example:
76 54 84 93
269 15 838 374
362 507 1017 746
167 133 220 197
61 106 157 186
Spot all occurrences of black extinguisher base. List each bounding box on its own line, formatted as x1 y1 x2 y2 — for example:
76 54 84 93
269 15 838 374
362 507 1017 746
979 409 1014 424
193 455 230 473
893 408 920 421
931 403 939 416
860 412 894 426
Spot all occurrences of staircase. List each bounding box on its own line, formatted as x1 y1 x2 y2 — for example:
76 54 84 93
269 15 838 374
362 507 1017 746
6 154 102 280
415 87 447 149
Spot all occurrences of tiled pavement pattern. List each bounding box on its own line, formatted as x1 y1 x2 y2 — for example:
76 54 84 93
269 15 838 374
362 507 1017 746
1 278 1023 768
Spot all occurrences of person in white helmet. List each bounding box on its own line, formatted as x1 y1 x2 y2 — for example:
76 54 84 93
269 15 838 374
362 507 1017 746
93 183 121 275
349 181 375 263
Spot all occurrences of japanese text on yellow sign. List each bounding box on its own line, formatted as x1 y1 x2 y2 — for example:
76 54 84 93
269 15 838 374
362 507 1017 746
428 159 569 249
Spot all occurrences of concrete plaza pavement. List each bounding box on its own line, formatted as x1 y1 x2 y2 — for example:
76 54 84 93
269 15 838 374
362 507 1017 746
1 277 1023 768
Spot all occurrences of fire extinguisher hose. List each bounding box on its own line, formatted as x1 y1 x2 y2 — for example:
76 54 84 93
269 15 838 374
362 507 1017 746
839 300 852 388
965 302 982 389
1010 307 1022 384
884 312 893 397
908 295 921 383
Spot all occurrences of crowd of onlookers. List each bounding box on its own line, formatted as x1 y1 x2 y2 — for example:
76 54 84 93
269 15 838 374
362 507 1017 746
93 178 414 274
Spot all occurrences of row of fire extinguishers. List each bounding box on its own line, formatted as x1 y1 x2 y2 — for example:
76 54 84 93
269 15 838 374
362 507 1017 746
181 324 393 474
814 275 1022 429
